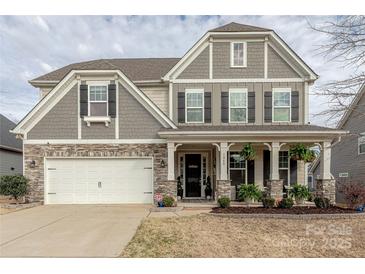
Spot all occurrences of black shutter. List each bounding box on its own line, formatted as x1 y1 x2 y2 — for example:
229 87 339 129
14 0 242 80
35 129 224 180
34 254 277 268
221 91 229 123
177 92 185 123
247 92 255 123
291 91 299 122
264 91 272 123
290 159 298 185
263 150 270 183
108 84 116 118
247 160 255 184
80 84 88 117
204 92 211 123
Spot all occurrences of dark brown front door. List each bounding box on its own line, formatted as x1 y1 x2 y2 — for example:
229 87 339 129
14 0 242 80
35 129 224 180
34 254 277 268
185 154 201 197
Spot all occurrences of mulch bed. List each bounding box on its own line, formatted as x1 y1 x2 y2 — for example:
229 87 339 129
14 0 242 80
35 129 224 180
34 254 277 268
211 206 358 215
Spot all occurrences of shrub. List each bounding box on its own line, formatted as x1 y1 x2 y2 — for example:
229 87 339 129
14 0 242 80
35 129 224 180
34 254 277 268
0 175 28 201
291 184 310 200
162 195 176 207
262 197 275 208
339 181 365 208
237 184 262 201
278 197 294 208
218 197 231 208
314 197 330 208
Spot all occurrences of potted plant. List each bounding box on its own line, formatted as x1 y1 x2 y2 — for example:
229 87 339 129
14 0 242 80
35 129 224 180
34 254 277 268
240 143 256 161
291 183 310 204
204 176 212 199
289 144 309 161
304 149 317 163
238 184 262 203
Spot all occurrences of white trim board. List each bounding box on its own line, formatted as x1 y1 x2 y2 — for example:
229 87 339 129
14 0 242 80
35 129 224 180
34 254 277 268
12 69 177 136
171 78 304 84
23 139 167 145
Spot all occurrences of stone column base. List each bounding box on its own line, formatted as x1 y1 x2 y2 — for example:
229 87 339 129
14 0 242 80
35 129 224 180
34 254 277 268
316 179 336 204
266 179 284 199
155 180 177 201
216 180 231 200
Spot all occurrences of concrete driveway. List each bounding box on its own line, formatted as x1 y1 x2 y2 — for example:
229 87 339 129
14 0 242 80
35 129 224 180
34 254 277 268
0 204 150 257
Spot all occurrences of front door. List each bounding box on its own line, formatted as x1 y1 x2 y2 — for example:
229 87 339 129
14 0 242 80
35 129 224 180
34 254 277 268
185 154 202 197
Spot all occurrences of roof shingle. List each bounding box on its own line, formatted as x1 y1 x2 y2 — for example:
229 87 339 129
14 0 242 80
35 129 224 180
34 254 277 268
209 22 271 32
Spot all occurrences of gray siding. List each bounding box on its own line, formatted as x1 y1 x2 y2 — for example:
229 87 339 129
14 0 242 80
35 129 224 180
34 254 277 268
331 92 365 203
119 83 162 138
172 82 304 125
267 45 300 78
82 119 116 139
178 46 209 79
0 150 23 176
213 42 264 79
28 84 78 139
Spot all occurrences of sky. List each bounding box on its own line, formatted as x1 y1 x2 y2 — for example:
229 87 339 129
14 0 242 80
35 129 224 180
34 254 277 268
0 15 357 126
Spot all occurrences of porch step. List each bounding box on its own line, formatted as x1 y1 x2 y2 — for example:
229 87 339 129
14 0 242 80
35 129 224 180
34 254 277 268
180 198 214 203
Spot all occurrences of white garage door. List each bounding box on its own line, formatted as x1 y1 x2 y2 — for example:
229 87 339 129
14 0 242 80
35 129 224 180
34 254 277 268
45 158 153 204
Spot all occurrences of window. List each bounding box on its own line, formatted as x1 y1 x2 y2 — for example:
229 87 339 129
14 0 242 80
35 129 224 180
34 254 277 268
279 151 290 186
359 133 365 154
185 90 204 123
229 152 247 200
89 85 108 116
229 89 247 123
231 42 247 67
273 88 291 122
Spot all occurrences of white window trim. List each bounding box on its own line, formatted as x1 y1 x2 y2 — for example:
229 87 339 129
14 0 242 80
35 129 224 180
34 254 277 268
88 83 109 117
229 88 248 124
272 88 291 123
230 41 247 68
185 89 204 124
279 150 291 186
228 151 248 185
359 133 365 155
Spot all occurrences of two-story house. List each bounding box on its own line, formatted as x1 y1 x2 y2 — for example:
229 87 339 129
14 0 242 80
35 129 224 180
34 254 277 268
11 22 347 205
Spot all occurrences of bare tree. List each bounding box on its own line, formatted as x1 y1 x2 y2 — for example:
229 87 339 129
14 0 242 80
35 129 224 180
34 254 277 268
308 16 365 124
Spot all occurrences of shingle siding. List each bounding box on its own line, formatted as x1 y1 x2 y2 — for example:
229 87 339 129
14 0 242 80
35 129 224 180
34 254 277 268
267 45 300 78
81 119 116 139
27 84 78 139
213 42 264 79
139 85 169 115
118 83 163 138
177 46 209 79
0 150 22 176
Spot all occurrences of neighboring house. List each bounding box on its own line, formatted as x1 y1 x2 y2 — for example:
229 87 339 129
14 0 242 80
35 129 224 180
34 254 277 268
11 22 347 205
310 83 365 203
0 114 23 176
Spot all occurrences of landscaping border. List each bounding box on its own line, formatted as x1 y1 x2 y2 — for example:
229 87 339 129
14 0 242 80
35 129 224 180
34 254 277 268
206 212 365 220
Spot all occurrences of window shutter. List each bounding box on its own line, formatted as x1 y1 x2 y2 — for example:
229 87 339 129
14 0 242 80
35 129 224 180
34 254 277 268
247 160 255 184
290 159 297 185
204 92 211 123
291 91 299 122
247 92 255 123
221 92 229 123
264 91 272 123
177 92 185 123
108 84 116 118
80 84 88 117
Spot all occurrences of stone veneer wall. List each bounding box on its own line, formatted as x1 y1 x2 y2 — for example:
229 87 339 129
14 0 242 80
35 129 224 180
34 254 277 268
266 179 284 199
316 179 336 204
216 180 231 199
23 143 169 203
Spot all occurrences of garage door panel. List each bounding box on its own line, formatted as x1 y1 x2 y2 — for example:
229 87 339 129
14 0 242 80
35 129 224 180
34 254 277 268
46 158 153 204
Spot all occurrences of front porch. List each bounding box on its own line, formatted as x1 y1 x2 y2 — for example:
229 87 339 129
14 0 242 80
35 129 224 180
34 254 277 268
160 125 345 204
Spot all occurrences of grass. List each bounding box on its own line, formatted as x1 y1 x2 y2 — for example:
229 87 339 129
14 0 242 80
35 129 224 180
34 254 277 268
121 215 365 258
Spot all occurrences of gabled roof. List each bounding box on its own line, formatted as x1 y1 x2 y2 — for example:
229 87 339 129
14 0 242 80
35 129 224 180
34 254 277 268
209 22 272 32
0 114 22 152
337 82 365 129
30 58 180 84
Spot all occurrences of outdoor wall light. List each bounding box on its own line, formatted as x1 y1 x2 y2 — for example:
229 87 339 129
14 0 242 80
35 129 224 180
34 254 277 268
160 159 166 168
30 160 36 168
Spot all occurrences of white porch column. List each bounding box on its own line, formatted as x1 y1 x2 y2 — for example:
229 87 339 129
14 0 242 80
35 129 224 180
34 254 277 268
320 141 332 180
167 142 175 180
270 142 280 180
219 142 228 180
